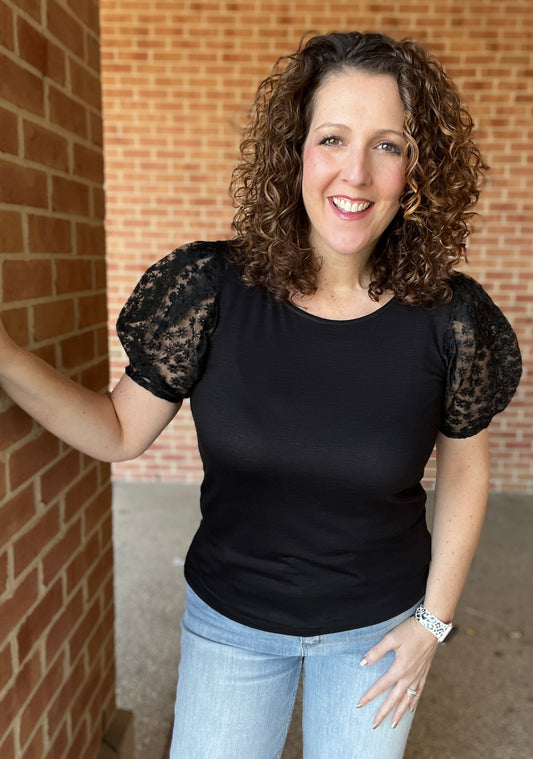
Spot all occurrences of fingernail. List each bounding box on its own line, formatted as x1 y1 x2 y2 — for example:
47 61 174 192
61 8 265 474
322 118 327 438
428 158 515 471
360 657 368 667
372 721 379 730
391 720 398 729
356 701 364 709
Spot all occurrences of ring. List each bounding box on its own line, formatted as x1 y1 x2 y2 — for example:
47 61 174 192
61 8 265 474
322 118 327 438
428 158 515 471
407 688 419 698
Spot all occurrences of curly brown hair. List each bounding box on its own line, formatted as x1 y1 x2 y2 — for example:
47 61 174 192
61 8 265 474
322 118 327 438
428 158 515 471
228 31 488 306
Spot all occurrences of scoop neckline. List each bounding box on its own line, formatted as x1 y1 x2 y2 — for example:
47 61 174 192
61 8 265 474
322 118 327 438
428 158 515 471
284 295 397 325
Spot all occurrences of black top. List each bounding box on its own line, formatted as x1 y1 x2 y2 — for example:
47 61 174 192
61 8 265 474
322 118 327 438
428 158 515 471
117 241 522 635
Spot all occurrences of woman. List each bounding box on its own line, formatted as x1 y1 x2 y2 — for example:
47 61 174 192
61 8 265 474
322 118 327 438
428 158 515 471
0 32 522 758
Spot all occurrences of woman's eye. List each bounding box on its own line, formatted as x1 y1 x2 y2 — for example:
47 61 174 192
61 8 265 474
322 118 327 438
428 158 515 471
377 141 402 155
319 135 342 146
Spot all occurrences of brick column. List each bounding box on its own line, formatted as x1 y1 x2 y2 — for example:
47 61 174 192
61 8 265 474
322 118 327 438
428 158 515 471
0 2 131 758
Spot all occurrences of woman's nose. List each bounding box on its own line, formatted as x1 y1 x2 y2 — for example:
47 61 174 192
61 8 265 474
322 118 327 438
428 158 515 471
341 148 371 186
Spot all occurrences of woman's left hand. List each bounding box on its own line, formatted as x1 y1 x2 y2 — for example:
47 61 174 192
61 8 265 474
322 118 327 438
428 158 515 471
356 615 439 729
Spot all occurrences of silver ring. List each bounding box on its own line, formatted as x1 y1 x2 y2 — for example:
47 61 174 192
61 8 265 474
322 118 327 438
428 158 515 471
407 687 419 698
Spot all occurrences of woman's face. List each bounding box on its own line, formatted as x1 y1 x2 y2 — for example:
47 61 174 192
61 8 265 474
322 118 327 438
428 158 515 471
301 69 407 266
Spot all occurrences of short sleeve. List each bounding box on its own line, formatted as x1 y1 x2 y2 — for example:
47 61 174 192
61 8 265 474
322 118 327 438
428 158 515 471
116 241 227 403
441 274 522 438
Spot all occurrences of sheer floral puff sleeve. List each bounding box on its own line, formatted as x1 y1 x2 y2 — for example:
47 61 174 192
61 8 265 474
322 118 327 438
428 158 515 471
441 273 522 438
116 241 227 403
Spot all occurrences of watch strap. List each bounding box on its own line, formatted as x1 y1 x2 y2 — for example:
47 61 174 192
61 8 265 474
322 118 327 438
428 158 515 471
414 604 454 643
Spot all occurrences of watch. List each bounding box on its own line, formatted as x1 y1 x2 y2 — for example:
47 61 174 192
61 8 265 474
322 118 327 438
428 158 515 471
414 604 454 643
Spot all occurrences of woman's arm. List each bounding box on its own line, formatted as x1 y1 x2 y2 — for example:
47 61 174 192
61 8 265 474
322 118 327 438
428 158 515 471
422 429 490 621
356 429 490 728
0 321 181 462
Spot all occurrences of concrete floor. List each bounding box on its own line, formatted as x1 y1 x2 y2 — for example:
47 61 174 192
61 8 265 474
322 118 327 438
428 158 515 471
112 483 532 759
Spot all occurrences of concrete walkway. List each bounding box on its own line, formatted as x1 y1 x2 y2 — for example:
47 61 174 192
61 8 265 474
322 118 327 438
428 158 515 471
112 484 532 759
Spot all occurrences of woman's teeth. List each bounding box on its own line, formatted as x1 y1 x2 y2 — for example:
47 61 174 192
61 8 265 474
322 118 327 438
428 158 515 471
332 197 371 213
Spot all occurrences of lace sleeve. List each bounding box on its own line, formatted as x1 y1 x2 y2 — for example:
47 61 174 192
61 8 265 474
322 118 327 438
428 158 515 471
441 274 522 438
116 241 227 402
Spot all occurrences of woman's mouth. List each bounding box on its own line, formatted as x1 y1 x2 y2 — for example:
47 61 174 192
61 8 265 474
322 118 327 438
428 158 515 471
330 197 373 215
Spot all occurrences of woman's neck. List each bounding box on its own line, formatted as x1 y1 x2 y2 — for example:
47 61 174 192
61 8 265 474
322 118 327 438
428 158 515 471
291 268 393 320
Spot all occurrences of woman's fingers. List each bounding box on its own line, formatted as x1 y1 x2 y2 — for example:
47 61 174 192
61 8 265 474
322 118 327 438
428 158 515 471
356 617 437 728
392 687 421 728
356 667 396 709
365 679 421 729
358 633 392 669
368 679 424 729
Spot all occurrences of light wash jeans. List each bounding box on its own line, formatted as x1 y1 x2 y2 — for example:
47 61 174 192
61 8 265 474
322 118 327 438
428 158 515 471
170 584 419 759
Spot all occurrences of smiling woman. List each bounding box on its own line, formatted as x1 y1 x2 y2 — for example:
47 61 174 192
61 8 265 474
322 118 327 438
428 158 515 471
0 30 522 759
298 70 407 318
229 32 487 307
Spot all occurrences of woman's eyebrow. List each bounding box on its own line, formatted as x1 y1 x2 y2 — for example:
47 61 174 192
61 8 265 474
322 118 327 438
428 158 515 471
312 123 405 139
312 121 347 132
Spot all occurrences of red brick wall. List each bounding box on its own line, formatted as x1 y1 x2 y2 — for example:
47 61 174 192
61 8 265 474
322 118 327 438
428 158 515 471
0 2 116 758
101 1 532 492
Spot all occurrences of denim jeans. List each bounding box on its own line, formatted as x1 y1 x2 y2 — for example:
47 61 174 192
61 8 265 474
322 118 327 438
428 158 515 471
169 584 419 759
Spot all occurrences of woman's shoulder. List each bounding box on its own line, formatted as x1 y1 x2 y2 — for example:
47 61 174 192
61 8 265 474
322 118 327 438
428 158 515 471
445 271 518 339
444 270 521 358
119 240 230 318
449 271 492 301
115 240 232 403
440 271 522 438
145 239 230 287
